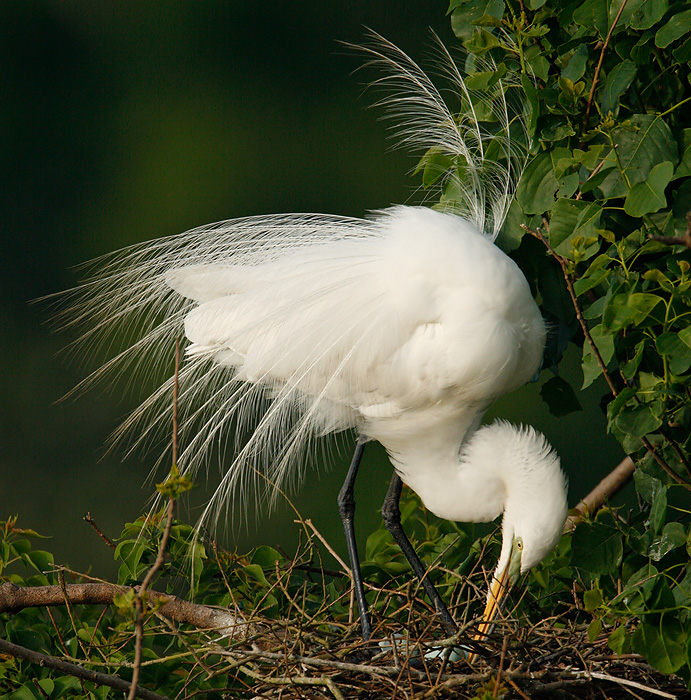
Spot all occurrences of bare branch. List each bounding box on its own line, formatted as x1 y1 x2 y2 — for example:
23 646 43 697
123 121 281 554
0 582 248 634
581 0 629 136
564 456 635 532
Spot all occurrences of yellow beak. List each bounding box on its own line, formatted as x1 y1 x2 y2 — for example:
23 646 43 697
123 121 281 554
466 563 512 664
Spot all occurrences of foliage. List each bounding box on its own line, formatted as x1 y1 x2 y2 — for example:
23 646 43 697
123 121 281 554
0 510 515 699
3 0 691 696
430 0 691 687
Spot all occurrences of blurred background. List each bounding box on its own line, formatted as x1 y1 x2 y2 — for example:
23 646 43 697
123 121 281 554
1 0 625 577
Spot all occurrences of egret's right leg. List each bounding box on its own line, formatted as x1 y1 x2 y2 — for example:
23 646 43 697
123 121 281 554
337 434 372 641
381 472 458 637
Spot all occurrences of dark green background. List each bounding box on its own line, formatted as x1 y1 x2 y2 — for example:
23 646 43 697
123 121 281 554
1 1 624 576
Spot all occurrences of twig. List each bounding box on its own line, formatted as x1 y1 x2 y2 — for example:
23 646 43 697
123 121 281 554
0 637 169 700
128 341 181 700
564 456 635 531
649 213 691 249
574 670 677 699
493 634 510 697
302 518 351 575
582 0 629 135
83 512 116 550
648 233 691 249
522 223 618 395
172 336 180 466
522 223 690 489
507 677 533 700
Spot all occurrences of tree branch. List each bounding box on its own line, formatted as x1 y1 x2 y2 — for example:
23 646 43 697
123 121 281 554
521 224 618 395
0 637 169 700
581 0 629 136
522 223 691 494
0 582 248 634
564 456 635 532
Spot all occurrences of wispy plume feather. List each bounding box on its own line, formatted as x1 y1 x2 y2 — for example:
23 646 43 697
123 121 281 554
47 33 531 534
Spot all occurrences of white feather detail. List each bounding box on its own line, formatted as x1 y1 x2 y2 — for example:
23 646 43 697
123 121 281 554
48 34 535 532
355 29 530 238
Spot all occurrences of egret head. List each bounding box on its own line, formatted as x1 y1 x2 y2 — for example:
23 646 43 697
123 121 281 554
467 421 567 655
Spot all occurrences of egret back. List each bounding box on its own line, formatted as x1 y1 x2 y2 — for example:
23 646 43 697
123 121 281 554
50 34 534 532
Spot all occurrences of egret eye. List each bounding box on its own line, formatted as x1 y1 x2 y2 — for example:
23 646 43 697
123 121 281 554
516 537 523 550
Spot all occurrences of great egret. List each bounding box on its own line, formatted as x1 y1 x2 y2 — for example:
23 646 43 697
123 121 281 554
57 33 568 652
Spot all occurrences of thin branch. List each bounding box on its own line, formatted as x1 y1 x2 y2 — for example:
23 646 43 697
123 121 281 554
582 0 629 135
648 211 691 249
172 337 180 466
648 233 691 249
0 637 169 700
522 223 691 490
128 497 175 700
522 223 618 395
83 512 116 550
564 456 635 531
575 670 677 699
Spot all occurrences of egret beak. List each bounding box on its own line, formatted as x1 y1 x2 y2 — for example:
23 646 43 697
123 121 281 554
466 536 522 664
466 565 512 663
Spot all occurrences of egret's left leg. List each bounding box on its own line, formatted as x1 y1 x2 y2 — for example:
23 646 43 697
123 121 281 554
381 472 457 637
337 435 372 641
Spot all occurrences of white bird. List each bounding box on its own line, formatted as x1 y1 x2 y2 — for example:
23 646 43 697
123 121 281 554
56 32 568 651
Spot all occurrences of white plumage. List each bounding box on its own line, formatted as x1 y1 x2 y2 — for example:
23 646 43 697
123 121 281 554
56 31 568 643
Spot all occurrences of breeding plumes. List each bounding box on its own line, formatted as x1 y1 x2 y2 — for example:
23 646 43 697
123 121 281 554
55 31 568 652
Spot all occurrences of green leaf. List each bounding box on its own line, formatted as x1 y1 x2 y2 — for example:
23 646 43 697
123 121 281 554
583 587 603 611
627 0 669 29
464 64 507 90
516 149 570 215
603 292 663 332
678 325 691 350
632 620 687 674
655 9 691 48
674 142 691 180
599 116 678 198
251 546 283 569
561 44 588 82
242 563 268 586
418 148 454 188
587 618 603 641
656 331 691 358
599 60 637 114
608 625 630 655
571 522 623 575
463 29 502 53
648 521 687 560
497 199 528 251
624 161 673 216
611 562 659 609
573 0 609 38
616 403 663 438
549 199 603 256
648 484 667 534
22 549 53 573
634 470 662 503
582 324 615 388
540 375 583 417
6 685 40 700
621 339 646 380
450 0 505 39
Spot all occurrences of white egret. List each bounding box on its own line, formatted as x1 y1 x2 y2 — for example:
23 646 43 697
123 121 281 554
57 33 568 651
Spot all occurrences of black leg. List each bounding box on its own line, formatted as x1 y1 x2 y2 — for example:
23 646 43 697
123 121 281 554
382 472 458 637
337 434 372 641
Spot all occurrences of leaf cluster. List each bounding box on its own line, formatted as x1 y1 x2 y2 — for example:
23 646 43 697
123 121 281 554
434 0 691 685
